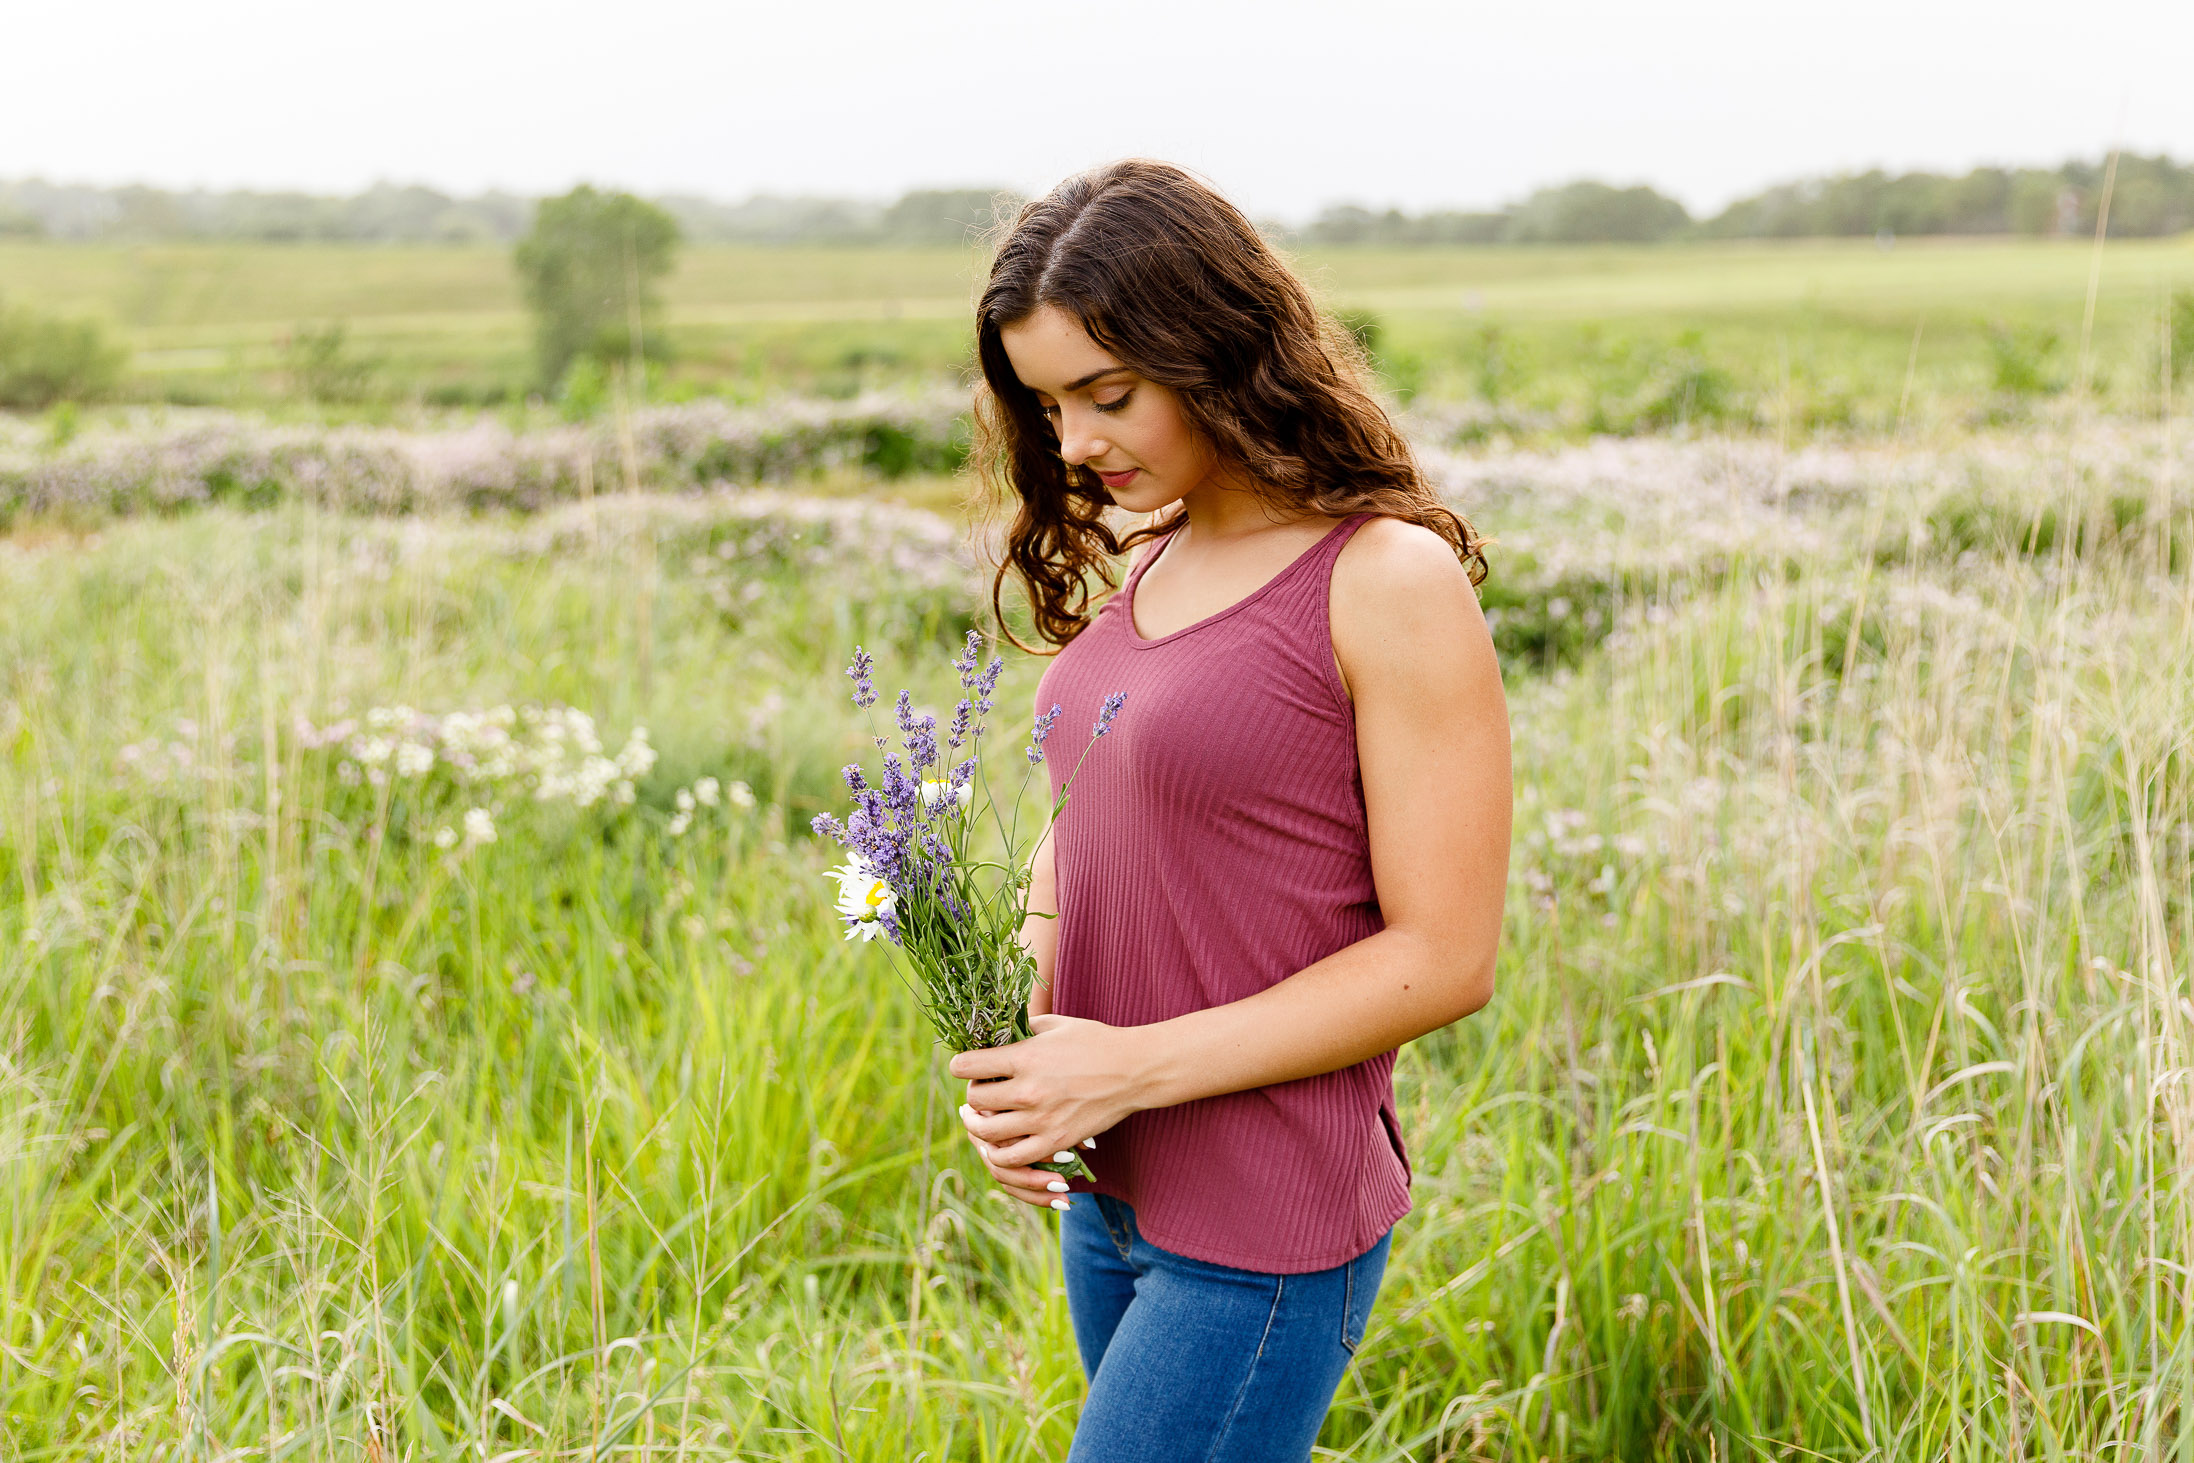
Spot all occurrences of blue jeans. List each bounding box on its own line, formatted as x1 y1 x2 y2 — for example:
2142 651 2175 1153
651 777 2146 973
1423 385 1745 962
1059 1195 1391 1463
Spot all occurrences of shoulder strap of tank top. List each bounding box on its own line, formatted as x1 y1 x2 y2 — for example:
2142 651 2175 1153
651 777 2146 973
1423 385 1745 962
1121 521 1185 596
1304 511 1378 581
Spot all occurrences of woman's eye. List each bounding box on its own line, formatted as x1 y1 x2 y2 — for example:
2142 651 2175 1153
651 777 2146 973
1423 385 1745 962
1092 391 1133 415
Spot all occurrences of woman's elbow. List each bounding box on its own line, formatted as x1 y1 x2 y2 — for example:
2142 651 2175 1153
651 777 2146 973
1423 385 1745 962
1429 948 1496 1025
1451 958 1496 1019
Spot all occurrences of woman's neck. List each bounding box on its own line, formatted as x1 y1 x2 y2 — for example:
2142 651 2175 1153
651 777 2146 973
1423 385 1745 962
1171 474 1308 545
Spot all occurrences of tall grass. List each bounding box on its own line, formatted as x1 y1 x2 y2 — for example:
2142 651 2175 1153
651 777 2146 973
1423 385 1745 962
1 419 2190 1457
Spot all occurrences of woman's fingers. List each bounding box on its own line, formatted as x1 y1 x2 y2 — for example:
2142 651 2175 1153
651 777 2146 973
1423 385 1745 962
957 1103 1043 1146
985 1132 1078 1170
956 1104 1096 1158
947 1046 1017 1082
960 1118 1079 1208
961 1077 1027 1112
979 1151 1073 1207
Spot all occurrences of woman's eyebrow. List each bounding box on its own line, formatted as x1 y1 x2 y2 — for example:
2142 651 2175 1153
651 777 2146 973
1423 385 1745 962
1064 367 1133 392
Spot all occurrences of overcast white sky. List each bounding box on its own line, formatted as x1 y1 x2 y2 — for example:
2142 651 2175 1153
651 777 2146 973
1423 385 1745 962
7 0 2190 219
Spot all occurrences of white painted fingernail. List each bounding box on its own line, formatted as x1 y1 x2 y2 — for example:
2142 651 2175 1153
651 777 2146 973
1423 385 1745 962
1050 1198 1071 1211
1082 1137 1097 1149
1047 1180 1069 1193
1052 1151 1074 1165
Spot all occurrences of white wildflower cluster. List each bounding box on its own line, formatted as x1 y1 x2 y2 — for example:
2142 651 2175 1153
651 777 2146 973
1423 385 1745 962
0 390 970 522
431 807 498 852
1515 805 1652 904
117 718 240 789
297 702 656 808
1414 423 2193 660
744 692 786 749
1879 580 2001 635
614 490 974 612
666 774 758 837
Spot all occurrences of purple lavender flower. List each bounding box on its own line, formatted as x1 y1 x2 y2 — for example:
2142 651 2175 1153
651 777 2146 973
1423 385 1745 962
946 697 974 753
1093 691 1128 739
973 655 1004 717
951 629 982 681
1027 703 1063 764
895 691 939 775
845 647 877 710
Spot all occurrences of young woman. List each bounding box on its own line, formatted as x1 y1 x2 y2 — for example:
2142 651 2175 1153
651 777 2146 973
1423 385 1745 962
946 159 1512 1462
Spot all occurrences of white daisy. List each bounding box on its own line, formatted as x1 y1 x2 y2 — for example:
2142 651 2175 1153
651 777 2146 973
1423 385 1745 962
830 859 897 942
920 778 972 815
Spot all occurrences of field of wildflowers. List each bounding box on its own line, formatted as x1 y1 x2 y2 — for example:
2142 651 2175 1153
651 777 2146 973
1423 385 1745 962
0 392 969 527
1 404 2190 1457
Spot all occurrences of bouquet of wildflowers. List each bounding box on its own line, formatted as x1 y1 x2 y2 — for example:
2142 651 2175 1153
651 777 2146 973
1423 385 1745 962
812 632 1124 1179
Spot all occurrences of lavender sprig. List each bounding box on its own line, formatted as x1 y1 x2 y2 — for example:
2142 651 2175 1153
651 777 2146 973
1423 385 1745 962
1027 704 1063 764
846 646 877 709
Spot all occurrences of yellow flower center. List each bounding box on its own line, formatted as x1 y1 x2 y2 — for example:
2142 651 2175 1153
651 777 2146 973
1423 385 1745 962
864 880 889 911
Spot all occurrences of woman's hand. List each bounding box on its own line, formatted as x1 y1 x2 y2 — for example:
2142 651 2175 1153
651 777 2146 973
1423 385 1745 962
949 1014 1150 1207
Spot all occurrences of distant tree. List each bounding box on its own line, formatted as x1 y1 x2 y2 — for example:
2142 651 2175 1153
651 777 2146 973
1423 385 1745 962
2103 155 2194 238
513 186 680 389
2008 172 2065 235
1944 168 2013 233
0 295 126 408
1416 210 1511 245
110 186 187 239
1707 155 2194 239
1305 204 1381 246
1301 205 1508 246
279 321 376 404
1505 182 1689 243
877 188 1019 245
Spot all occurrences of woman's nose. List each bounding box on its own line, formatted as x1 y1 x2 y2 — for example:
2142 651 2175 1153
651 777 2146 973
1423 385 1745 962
1056 409 1108 466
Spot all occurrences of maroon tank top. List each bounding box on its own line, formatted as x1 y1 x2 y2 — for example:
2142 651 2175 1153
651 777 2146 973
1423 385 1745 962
1035 511 1411 1273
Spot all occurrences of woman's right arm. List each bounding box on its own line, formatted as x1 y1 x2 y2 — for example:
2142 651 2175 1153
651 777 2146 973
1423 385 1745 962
1020 817 1060 1020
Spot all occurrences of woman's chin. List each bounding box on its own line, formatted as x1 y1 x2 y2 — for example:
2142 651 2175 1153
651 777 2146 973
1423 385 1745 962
1108 482 1182 517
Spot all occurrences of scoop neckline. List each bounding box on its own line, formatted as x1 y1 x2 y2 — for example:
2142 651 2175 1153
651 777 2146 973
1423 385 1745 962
1122 513 1364 649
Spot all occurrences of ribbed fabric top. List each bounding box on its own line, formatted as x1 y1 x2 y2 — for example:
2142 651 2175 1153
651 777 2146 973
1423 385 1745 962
1035 511 1411 1274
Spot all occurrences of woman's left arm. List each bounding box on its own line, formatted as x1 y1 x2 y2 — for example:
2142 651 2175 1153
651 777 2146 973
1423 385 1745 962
953 520 1511 1191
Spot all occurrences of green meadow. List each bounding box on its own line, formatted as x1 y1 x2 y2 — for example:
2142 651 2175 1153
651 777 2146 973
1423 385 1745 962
5 411 2193 1455
3 226 2193 1456
4 236 2189 422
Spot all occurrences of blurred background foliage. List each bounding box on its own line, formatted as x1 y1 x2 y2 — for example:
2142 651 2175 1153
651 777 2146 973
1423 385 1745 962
6 155 2192 247
0 160 2189 430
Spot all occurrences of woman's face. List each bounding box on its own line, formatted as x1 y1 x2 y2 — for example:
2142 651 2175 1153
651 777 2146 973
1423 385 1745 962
999 303 1216 515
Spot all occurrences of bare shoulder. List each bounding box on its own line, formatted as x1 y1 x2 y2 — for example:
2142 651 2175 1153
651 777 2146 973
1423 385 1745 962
1330 515 1495 695
1333 516 1483 626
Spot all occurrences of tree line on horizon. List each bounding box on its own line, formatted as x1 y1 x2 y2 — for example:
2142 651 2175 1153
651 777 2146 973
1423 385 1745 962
1304 155 2194 244
1 155 2190 248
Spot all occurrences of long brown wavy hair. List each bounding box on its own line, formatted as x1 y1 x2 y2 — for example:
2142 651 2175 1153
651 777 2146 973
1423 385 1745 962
974 158 1486 650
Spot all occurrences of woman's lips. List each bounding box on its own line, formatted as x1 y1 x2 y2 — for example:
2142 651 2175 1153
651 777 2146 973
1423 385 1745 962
1096 468 1140 490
